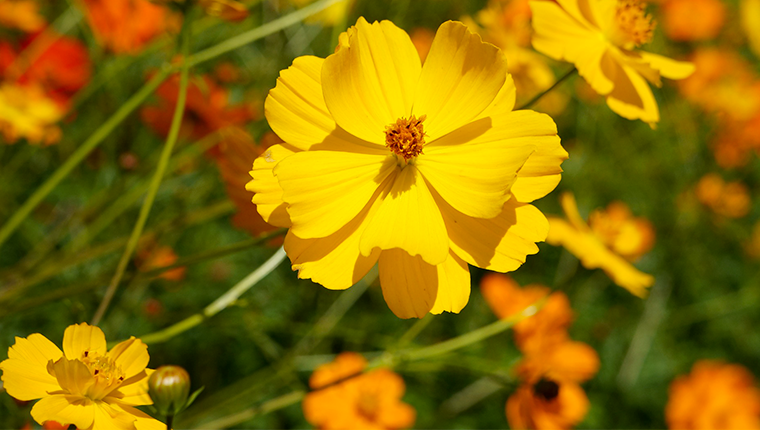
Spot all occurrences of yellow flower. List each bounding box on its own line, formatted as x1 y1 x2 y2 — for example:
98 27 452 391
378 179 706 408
546 192 654 297
0 0 46 32
529 0 695 125
0 83 63 145
0 323 164 430
247 17 567 318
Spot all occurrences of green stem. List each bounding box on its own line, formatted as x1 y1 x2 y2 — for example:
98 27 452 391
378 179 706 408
136 247 288 345
0 68 172 249
91 21 194 326
166 414 173 430
194 390 305 430
517 67 577 111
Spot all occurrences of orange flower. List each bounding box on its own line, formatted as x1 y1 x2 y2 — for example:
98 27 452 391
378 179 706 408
711 114 760 168
80 0 178 54
141 73 256 155
666 361 760 429
660 0 726 42
136 241 186 281
587 201 655 262
215 128 283 240
516 340 600 386
696 173 751 219
0 0 46 32
506 381 590 430
303 352 416 430
480 274 573 353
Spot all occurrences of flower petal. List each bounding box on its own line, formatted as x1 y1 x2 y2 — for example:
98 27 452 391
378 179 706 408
602 51 659 124
413 21 507 141
107 337 149 380
264 55 336 151
546 217 654 297
440 196 549 273
284 184 386 290
360 165 449 265
277 144 393 239
322 17 421 144
91 401 136 430
30 394 95 430
0 334 62 401
109 403 165 430
639 52 696 80
50 358 92 397
246 143 298 228
530 0 614 95
110 369 152 406
62 323 107 361
429 252 471 315
378 249 438 318
419 113 542 218
475 72 517 120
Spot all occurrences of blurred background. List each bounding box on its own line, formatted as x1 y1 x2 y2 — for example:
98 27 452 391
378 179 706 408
1 0 759 428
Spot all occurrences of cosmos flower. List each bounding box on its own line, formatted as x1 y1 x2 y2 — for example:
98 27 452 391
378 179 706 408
695 173 751 219
660 0 726 42
0 323 164 430
80 0 178 54
666 361 760 429
530 0 695 125
302 352 415 430
546 192 655 297
0 83 63 145
247 17 567 318
0 0 45 32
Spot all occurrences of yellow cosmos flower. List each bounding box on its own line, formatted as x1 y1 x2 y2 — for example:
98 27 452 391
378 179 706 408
546 192 654 297
529 0 695 125
0 83 63 145
246 17 567 318
0 323 164 430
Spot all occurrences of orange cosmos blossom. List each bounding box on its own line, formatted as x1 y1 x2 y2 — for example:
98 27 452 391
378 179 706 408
0 323 164 430
659 0 726 42
247 17 567 318
666 361 760 429
695 173 751 219
530 0 695 125
546 192 655 297
302 352 416 430
0 0 45 32
80 0 178 54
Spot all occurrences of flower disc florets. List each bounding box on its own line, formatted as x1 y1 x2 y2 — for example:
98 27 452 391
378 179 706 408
615 0 655 47
384 115 426 161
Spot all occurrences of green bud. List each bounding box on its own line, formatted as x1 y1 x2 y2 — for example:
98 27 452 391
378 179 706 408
148 365 191 417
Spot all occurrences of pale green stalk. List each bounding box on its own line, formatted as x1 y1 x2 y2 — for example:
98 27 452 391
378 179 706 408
90 19 194 326
517 67 577 110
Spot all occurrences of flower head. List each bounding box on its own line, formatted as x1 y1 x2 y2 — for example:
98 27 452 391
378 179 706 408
247 17 567 318
81 0 178 54
695 173 751 219
0 0 45 32
666 361 760 429
302 352 416 430
530 0 695 125
660 0 726 42
546 192 655 297
0 323 164 430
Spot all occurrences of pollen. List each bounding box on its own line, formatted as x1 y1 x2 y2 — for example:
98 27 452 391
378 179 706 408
615 0 655 47
384 115 426 161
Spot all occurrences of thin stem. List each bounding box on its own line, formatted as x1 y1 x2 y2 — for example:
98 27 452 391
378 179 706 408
195 390 305 430
91 20 194 326
165 415 173 430
517 67 577 111
0 68 172 249
136 247 288 345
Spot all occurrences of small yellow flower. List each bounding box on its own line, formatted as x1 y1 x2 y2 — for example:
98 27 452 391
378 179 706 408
0 323 164 430
247 17 567 318
546 192 654 297
529 0 695 125
0 83 63 145
0 0 46 32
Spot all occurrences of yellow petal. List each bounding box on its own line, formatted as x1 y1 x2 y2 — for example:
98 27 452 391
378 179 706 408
277 145 393 239
475 73 517 120
322 17 421 143
639 52 695 80
62 323 107 360
603 51 659 124
418 122 535 219
0 334 62 401
50 358 92 397
512 135 567 203
30 394 95 430
413 21 507 141
429 252 471 315
109 403 165 430
360 165 449 265
284 183 386 290
440 197 548 273
246 143 298 228
530 0 614 95
264 56 336 151
107 337 149 380
91 401 136 430
546 217 654 297
110 369 152 406
378 248 438 318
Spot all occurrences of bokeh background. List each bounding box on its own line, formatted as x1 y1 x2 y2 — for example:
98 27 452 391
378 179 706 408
1 0 759 428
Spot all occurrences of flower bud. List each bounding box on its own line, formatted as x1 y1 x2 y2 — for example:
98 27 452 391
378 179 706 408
148 365 190 417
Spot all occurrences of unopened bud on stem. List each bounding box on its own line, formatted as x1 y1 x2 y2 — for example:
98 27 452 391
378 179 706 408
148 365 190 418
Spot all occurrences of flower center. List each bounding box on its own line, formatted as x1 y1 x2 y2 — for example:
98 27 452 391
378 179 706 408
533 378 560 401
614 0 655 47
384 115 426 161
81 350 126 400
